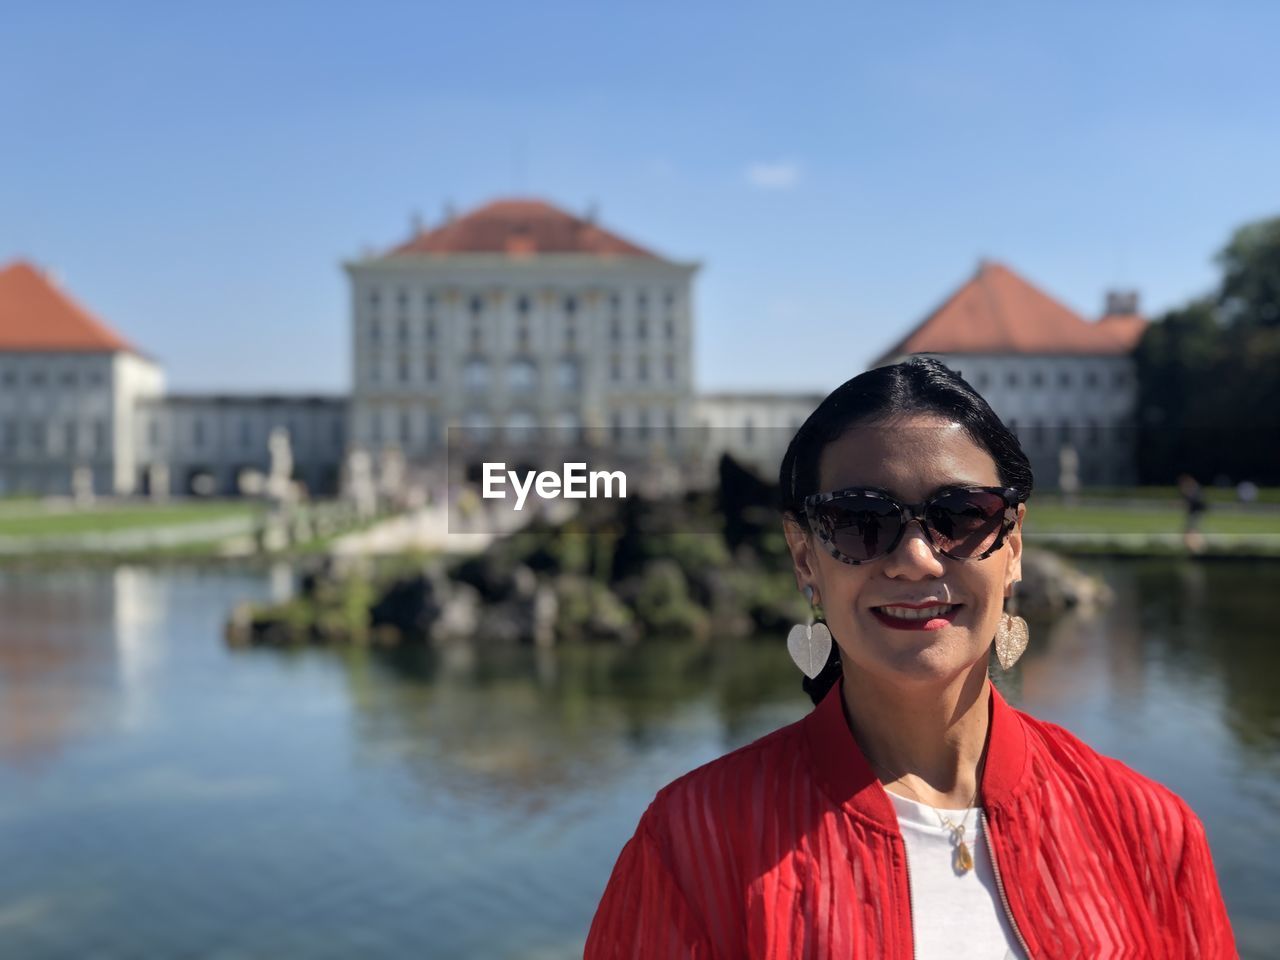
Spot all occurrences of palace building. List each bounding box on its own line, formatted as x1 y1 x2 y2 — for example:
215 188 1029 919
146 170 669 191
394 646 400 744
873 260 1147 488
0 262 163 496
345 199 700 471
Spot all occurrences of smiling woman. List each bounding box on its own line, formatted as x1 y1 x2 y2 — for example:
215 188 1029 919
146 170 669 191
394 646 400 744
585 357 1236 959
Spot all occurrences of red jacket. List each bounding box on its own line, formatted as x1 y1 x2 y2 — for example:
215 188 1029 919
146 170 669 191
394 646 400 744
586 676 1236 958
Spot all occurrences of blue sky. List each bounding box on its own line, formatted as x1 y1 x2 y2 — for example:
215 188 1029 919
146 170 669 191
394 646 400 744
2 1 1278 392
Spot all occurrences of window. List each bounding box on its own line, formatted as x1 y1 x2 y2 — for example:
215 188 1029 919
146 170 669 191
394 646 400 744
507 410 537 443
64 420 77 453
609 293 621 319
425 291 436 311
1113 370 1127 389
976 371 990 389
517 295 531 316
610 355 622 382
425 354 437 382
400 410 412 444
637 292 649 315
557 358 580 391
1087 419 1100 447
1085 370 1099 388
469 295 484 317
463 359 490 393
93 420 107 454
193 418 206 449
664 290 676 310
610 410 624 443
508 359 537 393
1059 370 1072 388
462 410 492 443
370 412 382 445
61 370 77 387
564 295 577 316
664 318 675 340
664 354 676 381
565 323 577 348
1059 421 1073 444
637 356 649 381
396 288 408 310
555 411 582 444
470 324 482 350
397 318 409 343
370 319 382 343
610 316 622 344
1033 421 1046 447
239 418 251 450
636 408 649 440
1031 371 1044 388
1005 371 1019 388
368 288 381 307
3 420 16 452
425 319 436 342
517 324 530 350
398 356 410 383
637 317 648 340
31 370 46 387
667 409 677 438
369 358 381 383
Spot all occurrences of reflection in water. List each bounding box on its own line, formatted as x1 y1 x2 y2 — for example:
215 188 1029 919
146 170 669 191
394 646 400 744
0 560 1277 958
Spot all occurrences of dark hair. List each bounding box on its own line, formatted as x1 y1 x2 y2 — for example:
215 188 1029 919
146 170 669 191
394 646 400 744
778 357 1034 705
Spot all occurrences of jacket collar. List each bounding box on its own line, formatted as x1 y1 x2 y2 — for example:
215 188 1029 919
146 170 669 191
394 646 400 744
800 674 1031 832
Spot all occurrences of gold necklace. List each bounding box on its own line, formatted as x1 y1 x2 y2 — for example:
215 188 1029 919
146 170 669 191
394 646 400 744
871 757 983 874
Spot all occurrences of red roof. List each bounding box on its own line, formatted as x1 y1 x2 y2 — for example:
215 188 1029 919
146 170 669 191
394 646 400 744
0 261 137 354
388 198 660 259
877 261 1147 362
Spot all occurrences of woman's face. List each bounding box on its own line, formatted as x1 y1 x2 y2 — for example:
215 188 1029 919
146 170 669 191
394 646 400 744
783 413 1024 688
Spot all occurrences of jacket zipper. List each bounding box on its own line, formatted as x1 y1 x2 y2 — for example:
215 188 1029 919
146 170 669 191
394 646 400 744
980 810 1034 958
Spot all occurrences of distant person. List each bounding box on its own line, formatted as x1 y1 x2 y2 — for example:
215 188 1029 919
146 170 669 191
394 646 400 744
1178 473 1209 553
587 358 1235 958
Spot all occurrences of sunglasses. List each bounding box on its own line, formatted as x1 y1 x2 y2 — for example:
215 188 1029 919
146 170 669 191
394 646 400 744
802 485 1024 565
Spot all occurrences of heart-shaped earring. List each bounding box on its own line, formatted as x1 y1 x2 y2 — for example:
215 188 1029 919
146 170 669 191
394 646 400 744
994 613 1029 669
787 585 832 679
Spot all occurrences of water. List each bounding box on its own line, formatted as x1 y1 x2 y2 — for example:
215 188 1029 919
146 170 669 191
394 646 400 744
0 559 1277 958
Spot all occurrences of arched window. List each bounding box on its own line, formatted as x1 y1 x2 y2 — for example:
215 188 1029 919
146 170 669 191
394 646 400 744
557 358 580 391
508 359 537 393
463 359 490 393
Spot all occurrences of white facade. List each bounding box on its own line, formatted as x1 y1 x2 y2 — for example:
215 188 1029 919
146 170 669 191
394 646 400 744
0 349 163 496
694 392 825 481
888 352 1140 486
135 394 347 497
345 256 699 462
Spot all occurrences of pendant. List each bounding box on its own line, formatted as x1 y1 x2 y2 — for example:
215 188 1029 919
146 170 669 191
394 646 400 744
956 840 974 873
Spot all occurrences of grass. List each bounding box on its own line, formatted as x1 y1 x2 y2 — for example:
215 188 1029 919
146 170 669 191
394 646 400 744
1024 503 1280 537
0 501 260 538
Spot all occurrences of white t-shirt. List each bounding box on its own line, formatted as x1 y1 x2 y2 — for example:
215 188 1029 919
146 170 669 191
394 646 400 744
888 791 1027 960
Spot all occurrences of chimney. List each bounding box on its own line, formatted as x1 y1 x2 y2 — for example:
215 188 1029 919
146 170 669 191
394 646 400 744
1103 289 1140 317
410 210 425 235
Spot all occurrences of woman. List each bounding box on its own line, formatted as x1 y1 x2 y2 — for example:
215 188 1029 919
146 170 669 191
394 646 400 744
585 358 1235 958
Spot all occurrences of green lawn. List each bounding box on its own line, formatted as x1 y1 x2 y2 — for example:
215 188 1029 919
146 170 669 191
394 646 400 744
1021 500 1280 542
0 502 260 538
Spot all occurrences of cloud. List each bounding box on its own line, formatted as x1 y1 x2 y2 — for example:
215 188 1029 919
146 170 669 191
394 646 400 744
744 161 802 190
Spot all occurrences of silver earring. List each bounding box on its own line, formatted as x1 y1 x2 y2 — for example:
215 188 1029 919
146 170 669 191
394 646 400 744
787 585 832 679
994 579 1029 670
